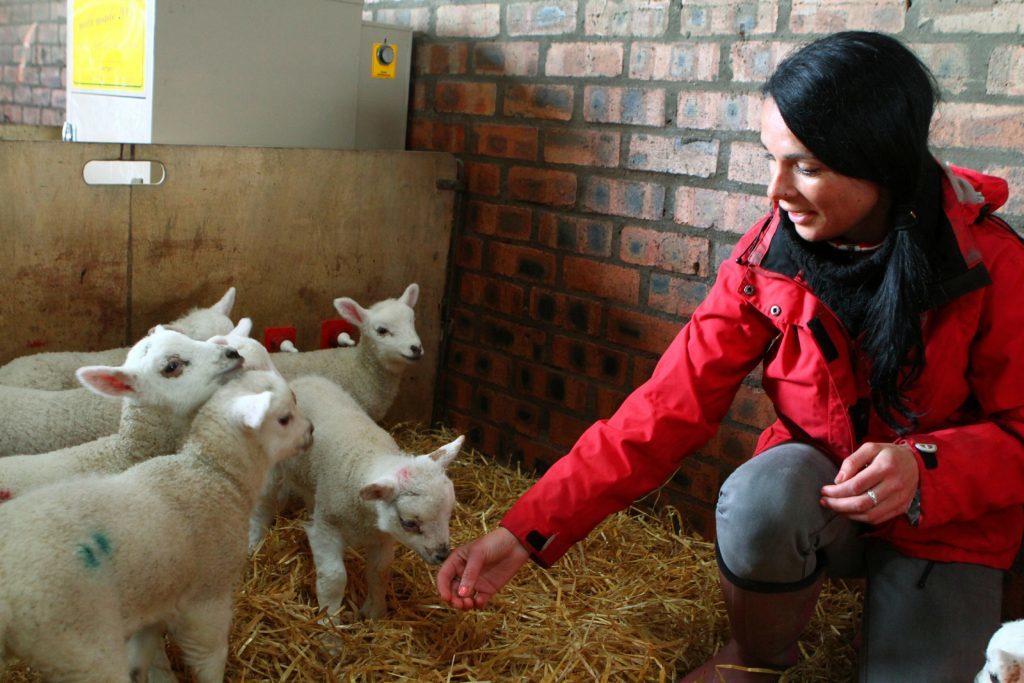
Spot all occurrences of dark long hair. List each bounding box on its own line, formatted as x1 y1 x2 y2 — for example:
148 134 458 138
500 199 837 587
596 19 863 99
763 31 941 433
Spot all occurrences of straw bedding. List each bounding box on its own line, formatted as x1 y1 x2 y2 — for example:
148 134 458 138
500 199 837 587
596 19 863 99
1 425 862 682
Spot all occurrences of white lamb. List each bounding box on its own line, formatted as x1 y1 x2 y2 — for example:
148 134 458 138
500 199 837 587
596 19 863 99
271 283 422 422
977 619 1024 683
0 287 237 390
0 368 313 683
0 320 270 503
250 374 463 619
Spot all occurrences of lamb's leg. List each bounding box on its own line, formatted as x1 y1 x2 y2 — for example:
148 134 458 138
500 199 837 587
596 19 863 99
126 623 176 683
247 467 282 553
168 594 232 683
30 632 133 683
304 512 348 617
360 537 395 619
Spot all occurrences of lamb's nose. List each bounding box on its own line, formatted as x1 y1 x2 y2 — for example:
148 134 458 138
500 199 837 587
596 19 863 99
225 348 241 360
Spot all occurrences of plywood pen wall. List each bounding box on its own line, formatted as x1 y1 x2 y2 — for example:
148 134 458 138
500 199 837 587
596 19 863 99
0 133 459 426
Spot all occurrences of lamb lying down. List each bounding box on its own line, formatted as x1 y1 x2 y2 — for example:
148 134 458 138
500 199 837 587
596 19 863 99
0 287 238 390
250 374 463 619
0 320 268 503
0 369 313 683
977 619 1024 683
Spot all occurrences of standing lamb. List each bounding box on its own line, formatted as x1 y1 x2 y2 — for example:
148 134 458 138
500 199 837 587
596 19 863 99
0 287 237 390
271 283 422 422
0 321 268 502
0 368 313 683
250 374 463 619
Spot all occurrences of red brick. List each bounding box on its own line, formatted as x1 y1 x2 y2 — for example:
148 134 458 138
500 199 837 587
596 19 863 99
552 334 629 385
920 1 1023 33
443 411 502 459
697 424 761 470
537 213 613 257
454 235 484 270
656 493 715 540
548 410 592 449
987 45 1024 96
508 1 578 35
563 256 641 305
790 0 905 33
633 356 659 386
435 81 497 115
730 40 795 83
728 141 769 184
511 435 565 473
446 341 514 386
407 119 466 153
543 129 621 168
985 165 1024 215
727 383 776 431
504 84 574 120
475 124 539 160
648 273 709 318
450 307 478 341
910 42 971 95
444 376 475 412
582 177 665 220
595 386 630 417
680 0 779 36
465 161 501 197
620 226 710 276
629 42 720 80
674 186 769 234
584 85 666 126
676 90 762 131
459 273 529 317
672 457 723 506
475 387 543 438
474 42 540 76
585 0 670 37
490 242 557 284
627 135 718 176
436 4 501 38
515 361 588 412
546 42 624 77
410 82 428 112
529 288 603 336
374 8 430 32
468 201 533 240
606 307 681 355
932 103 1024 153
416 43 469 75
480 315 549 360
508 167 578 207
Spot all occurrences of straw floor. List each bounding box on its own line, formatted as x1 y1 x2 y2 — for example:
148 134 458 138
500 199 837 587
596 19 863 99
2 425 862 682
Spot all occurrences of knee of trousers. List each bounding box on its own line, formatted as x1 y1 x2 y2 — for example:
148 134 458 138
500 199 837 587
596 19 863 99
715 443 838 585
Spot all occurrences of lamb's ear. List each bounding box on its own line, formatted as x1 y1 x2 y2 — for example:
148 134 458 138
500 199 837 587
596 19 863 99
210 317 252 344
228 391 273 430
360 478 398 503
211 287 237 316
334 297 366 327
400 283 419 308
76 366 139 399
427 434 464 469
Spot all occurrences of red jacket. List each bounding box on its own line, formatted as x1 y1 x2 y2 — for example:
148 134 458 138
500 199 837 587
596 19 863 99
502 165 1024 570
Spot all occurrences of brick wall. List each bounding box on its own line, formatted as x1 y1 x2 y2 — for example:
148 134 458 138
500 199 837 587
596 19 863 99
0 0 65 126
2 0 1023 614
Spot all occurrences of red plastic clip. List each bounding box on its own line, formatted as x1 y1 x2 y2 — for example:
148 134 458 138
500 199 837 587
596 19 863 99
263 326 297 353
319 319 357 349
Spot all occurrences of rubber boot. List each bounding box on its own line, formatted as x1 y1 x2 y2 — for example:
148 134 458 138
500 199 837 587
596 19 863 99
679 569 824 682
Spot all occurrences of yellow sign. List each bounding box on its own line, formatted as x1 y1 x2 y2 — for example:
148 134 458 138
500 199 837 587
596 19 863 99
372 42 397 80
72 0 146 93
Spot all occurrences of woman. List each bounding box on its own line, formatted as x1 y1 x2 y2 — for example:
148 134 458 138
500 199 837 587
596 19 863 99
436 31 1023 682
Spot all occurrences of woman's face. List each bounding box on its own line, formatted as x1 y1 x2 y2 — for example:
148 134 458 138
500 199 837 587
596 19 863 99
760 97 890 245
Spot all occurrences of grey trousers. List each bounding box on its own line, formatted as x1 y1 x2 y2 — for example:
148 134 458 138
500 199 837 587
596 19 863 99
715 442 1003 683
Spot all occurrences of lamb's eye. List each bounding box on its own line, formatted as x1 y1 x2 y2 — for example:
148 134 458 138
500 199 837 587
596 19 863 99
375 326 391 337
278 413 292 426
161 357 188 377
400 518 420 533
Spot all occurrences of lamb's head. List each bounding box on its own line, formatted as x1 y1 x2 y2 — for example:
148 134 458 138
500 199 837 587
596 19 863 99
360 434 464 565
75 325 244 414
207 317 281 376
219 370 314 465
978 619 1024 683
334 283 423 369
162 286 237 341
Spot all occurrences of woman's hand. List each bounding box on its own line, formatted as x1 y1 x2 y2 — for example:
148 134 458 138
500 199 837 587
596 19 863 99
819 442 920 524
436 526 532 610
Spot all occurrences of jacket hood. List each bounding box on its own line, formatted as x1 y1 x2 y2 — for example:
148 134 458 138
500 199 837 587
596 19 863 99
943 163 1009 222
